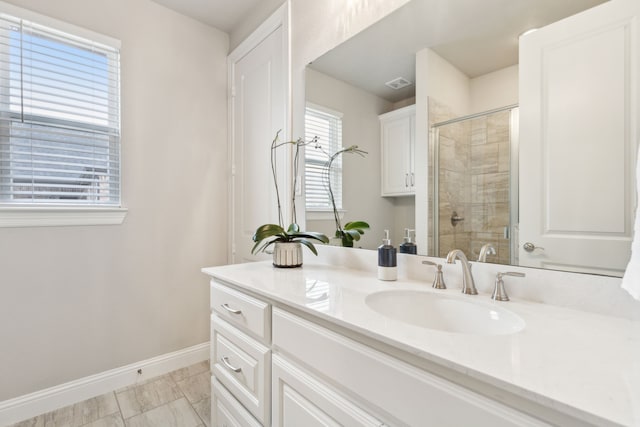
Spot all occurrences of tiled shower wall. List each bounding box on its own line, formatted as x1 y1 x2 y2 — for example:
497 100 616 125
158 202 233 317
429 98 511 265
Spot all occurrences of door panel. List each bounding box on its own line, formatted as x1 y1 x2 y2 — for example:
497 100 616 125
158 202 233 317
229 8 288 263
519 0 639 275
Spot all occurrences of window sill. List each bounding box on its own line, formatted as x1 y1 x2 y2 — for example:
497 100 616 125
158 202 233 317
306 209 345 221
0 206 128 228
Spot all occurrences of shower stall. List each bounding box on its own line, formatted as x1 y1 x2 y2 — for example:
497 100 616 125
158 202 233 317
429 105 519 265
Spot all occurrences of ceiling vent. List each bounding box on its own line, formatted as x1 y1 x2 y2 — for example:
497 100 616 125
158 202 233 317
385 77 412 90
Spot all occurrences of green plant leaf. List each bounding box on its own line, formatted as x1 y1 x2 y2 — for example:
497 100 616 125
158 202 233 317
291 231 330 244
298 238 319 255
251 238 276 255
287 223 300 233
344 221 370 230
253 224 286 242
252 224 288 254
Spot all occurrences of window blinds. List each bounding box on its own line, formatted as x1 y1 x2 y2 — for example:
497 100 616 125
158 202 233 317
305 105 343 210
0 13 121 205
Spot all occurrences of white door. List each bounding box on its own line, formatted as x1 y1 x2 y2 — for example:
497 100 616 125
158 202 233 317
519 0 639 276
229 6 289 264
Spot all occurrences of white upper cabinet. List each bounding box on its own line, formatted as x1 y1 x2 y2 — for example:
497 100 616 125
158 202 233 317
380 105 416 196
519 0 639 275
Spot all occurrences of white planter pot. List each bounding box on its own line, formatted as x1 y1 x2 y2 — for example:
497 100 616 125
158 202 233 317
273 242 303 268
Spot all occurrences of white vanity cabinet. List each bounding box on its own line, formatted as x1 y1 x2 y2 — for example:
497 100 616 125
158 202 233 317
380 105 416 196
209 278 554 427
209 280 272 426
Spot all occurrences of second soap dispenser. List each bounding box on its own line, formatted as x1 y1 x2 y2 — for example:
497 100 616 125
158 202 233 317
399 228 417 254
378 230 397 281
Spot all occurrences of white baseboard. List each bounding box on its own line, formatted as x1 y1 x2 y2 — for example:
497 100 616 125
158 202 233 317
0 342 209 426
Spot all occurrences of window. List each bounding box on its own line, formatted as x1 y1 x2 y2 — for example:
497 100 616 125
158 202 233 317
304 104 343 212
0 5 123 226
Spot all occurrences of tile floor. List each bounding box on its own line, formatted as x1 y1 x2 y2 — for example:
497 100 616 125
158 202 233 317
9 361 211 427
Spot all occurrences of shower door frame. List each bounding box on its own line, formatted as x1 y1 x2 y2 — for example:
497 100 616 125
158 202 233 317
429 104 519 263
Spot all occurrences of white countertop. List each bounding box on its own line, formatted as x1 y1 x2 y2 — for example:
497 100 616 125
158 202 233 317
202 260 640 426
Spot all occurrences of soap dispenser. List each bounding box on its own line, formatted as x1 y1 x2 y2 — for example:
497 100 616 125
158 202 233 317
378 230 397 281
399 228 417 254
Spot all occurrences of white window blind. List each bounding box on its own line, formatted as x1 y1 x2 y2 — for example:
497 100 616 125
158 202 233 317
305 104 343 211
0 11 121 206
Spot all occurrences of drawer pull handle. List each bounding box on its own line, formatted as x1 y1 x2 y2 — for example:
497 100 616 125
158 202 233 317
221 356 242 373
220 303 242 314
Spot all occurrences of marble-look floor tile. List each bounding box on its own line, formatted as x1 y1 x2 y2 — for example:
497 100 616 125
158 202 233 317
10 393 119 427
116 374 183 419
73 392 120 426
169 360 210 383
191 397 211 427
8 362 211 427
124 398 203 427
177 371 210 403
82 412 125 427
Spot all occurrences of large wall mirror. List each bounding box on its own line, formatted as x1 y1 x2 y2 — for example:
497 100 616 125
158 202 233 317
303 0 637 277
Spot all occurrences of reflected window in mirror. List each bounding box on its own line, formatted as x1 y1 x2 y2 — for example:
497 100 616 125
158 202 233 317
304 103 343 212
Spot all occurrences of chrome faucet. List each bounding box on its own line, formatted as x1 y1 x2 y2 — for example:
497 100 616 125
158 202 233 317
446 249 478 295
477 243 496 262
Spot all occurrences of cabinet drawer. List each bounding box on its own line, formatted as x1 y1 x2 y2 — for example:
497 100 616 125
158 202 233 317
273 308 547 427
212 378 262 427
211 314 270 424
211 280 271 343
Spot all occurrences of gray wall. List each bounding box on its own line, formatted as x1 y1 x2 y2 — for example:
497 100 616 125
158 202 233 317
0 0 229 400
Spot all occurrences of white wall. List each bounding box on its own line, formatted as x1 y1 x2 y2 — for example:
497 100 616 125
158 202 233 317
0 0 228 400
423 48 471 117
305 69 396 249
229 0 285 51
470 65 519 114
419 48 519 119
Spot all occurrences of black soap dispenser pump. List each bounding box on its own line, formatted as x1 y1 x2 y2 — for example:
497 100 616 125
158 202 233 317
399 228 417 254
378 229 397 281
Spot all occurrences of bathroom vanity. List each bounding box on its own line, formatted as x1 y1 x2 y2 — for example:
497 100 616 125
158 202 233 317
203 249 640 427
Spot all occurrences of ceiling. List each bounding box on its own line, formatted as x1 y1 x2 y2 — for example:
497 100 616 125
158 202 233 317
308 0 607 103
151 0 261 33
152 0 608 103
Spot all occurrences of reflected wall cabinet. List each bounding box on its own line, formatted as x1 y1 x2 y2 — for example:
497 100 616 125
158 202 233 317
380 105 416 196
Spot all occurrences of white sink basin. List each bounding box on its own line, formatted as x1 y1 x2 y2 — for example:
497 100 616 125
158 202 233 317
365 290 525 335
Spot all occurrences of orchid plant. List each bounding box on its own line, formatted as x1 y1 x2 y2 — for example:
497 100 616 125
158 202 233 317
251 131 329 256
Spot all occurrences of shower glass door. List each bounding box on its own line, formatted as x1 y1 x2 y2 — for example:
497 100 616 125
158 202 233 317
430 106 518 265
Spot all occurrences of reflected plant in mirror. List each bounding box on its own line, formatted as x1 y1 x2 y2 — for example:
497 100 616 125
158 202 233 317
314 142 370 247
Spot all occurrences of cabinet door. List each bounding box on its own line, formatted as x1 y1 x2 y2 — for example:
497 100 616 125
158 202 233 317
519 0 639 275
272 354 382 427
273 308 549 427
381 114 413 196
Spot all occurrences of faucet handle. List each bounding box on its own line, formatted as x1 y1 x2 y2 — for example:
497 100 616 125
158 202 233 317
492 271 525 301
422 261 447 289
